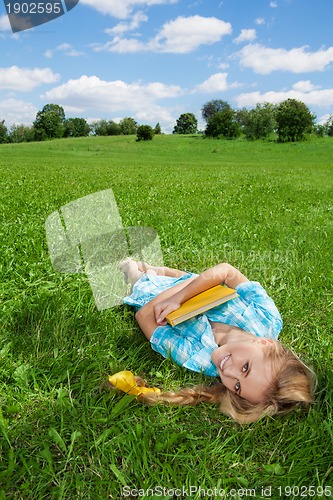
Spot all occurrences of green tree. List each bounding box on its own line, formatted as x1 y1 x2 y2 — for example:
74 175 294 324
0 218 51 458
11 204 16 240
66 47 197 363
0 119 8 143
314 124 326 137
64 118 90 138
137 125 154 141
33 103 66 140
154 122 162 135
92 120 121 136
276 99 315 142
201 99 231 123
325 115 333 137
91 120 106 136
119 117 138 135
205 107 240 139
8 124 35 143
106 121 121 136
237 103 277 140
173 113 197 134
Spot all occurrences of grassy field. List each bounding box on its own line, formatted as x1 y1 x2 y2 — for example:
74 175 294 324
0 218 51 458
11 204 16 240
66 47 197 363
0 135 332 499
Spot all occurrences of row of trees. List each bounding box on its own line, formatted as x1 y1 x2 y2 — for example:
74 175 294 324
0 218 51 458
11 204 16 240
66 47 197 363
173 99 333 142
0 104 162 144
1 99 333 144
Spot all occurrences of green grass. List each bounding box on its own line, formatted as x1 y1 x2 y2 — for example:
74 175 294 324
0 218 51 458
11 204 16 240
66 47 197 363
0 135 332 499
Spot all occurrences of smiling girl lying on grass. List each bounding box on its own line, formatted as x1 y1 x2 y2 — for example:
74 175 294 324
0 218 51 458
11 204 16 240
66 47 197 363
110 258 315 424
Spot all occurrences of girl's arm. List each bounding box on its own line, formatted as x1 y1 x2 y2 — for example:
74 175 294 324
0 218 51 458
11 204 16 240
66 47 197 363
154 263 248 325
135 275 197 340
136 263 249 337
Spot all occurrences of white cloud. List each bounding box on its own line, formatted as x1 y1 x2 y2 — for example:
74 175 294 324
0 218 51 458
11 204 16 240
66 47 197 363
94 15 232 54
135 106 176 126
106 11 148 35
44 43 85 59
0 66 60 91
235 82 333 109
194 73 230 93
0 14 11 31
41 75 184 115
154 15 232 53
255 18 265 25
57 43 72 51
238 43 333 74
80 0 178 19
233 29 256 44
66 49 85 57
93 37 147 54
41 75 184 131
44 50 53 59
0 98 37 125
292 80 321 92
317 113 332 125
270 1 278 8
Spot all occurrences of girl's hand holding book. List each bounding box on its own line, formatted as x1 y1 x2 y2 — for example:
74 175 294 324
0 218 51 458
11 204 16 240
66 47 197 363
154 298 181 325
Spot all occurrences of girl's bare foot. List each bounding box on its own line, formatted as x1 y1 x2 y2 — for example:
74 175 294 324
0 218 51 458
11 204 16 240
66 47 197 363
119 258 143 286
120 258 158 286
137 261 186 278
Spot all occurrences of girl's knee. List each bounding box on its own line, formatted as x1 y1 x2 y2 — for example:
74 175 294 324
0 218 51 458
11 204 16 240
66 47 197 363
146 269 157 276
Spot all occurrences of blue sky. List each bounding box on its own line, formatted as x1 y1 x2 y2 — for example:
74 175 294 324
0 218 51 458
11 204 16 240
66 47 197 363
1 0 333 132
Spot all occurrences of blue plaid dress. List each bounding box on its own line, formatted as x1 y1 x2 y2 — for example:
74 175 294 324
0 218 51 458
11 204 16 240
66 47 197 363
123 273 283 377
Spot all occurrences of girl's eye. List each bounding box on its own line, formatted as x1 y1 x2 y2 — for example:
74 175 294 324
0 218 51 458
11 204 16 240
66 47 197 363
235 381 241 393
242 362 249 373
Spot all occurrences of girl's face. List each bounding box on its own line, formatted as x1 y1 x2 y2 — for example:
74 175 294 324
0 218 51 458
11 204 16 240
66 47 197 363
211 338 275 403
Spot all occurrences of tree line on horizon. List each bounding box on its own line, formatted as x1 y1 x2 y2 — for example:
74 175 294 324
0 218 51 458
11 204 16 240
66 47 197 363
1 99 333 144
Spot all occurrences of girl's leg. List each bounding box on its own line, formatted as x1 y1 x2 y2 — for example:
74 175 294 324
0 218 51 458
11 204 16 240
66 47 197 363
120 258 157 287
137 261 187 278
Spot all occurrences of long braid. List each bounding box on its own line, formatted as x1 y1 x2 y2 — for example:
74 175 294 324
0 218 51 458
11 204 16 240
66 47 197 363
135 377 225 406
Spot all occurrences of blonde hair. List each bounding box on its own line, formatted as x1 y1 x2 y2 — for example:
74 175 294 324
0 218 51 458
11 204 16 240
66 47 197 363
133 342 316 424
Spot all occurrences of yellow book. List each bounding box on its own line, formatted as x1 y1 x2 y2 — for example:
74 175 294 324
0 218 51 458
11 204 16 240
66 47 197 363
165 285 238 326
